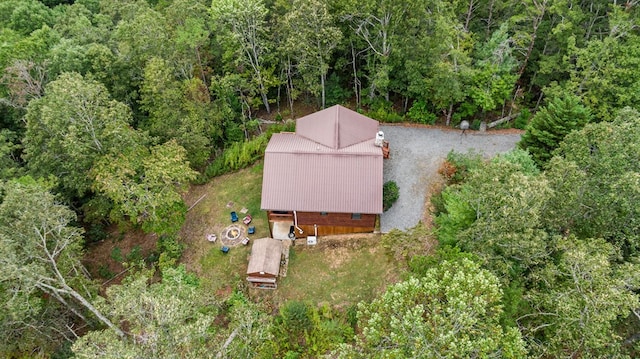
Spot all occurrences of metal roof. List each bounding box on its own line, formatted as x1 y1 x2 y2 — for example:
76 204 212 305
296 105 380 149
246 238 282 277
261 106 383 214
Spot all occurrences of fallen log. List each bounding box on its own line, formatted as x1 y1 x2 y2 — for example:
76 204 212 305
487 112 520 129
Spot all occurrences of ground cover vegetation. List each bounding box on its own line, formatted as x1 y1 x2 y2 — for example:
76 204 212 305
0 0 639 357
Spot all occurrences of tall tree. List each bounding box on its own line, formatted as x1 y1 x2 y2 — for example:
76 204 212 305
211 0 274 113
72 266 215 358
343 0 403 101
518 94 592 167
561 7 640 121
140 57 218 168
523 237 639 358
335 258 527 358
0 178 124 338
91 140 197 235
23 72 140 198
283 0 342 108
545 107 640 256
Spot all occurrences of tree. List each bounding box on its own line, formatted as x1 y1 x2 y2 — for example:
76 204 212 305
342 0 404 101
72 266 215 358
211 0 274 113
283 0 342 108
437 150 551 279
23 72 139 198
561 7 640 121
140 57 217 168
335 258 527 358
91 140 197 235
544 107 640 256
522 237 639 358
518 94 592 167
0 178 124 339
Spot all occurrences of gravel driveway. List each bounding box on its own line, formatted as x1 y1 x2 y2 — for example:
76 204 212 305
380 125 522 233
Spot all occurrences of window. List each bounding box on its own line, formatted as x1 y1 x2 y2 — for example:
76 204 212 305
351 213 361 220
321 212 328 216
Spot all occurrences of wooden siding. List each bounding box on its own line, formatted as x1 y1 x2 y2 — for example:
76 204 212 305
267 211 376 237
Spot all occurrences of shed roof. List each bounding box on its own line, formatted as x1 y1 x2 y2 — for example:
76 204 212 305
261 106 383 214
247 238 282 277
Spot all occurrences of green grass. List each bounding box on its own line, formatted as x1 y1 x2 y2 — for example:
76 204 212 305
181 161 400 306
275 235 398 307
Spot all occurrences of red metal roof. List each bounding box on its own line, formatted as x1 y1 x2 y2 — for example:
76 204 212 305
296 105 380 149
261 106 383 214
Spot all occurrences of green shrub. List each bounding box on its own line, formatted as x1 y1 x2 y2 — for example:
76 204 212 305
157 234 184 260
444 150 484 183
200 122 295 182
408 245 476 277
269 301 353 357
514 108 530 129
97 264 115 279
126 245 143 263
110 247 123 263
155 235 185 270
407 100 437 124
365 99 404 123
382 181 399 212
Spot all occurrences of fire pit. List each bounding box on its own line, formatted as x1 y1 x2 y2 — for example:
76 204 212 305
220 225 246 246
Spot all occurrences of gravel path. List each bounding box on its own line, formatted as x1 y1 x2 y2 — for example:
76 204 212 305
380 125 522 233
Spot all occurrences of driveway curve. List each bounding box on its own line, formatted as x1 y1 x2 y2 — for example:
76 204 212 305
380 125 522 233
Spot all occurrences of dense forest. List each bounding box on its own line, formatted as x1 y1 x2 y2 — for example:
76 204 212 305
1 0 639 357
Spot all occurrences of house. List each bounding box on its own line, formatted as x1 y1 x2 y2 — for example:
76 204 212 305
246 238 282 289
261 105 383 238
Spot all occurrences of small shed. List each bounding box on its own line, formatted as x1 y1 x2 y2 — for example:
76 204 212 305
246 238 282 289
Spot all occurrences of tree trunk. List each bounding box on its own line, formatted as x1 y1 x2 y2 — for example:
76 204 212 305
445 103 454 126
351 43 361 108
66 286 126 337
321 73 326 109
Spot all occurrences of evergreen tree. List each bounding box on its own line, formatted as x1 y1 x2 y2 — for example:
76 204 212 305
518 94 592 167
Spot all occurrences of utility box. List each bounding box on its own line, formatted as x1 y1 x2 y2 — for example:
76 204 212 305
307 236 317 245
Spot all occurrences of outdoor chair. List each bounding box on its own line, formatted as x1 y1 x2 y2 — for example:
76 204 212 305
243 215 252 225
230 211 238 222
248 226 255 234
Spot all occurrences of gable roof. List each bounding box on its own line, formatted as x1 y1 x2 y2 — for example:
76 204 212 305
261 106 383 214
247 238 282 277
296 105 379 149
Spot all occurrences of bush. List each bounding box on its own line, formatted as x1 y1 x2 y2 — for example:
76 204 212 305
514 108 530 129
110 247 123 263
407 100 437 125
382 181 399 212
408 245 477 277
443 150 484 184
381 225 430 265
365 99 404 123
199 121 295 182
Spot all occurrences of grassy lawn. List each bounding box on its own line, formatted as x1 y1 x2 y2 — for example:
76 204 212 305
274 235 398 308
179 161 401 307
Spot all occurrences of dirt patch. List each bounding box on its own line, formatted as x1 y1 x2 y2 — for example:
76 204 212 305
83 225 158 286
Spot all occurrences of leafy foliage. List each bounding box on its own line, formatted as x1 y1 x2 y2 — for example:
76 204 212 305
518 94 592 167
336 258 527 358
91 140 197 235
382 180 399 212
71 266 215 358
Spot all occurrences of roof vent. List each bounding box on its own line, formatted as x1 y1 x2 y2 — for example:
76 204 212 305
374 131 384 147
